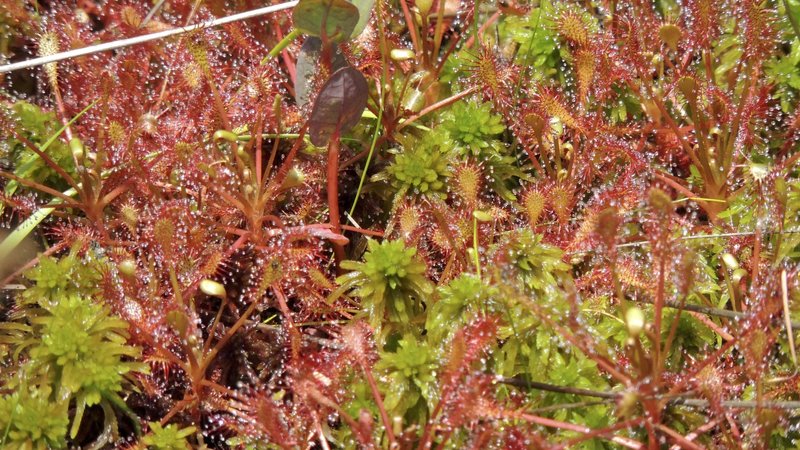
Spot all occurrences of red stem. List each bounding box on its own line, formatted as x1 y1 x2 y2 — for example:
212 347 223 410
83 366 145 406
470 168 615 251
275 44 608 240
362 364 397 447
327 131 345 265
398 0 422 55
655 424 705 450
463 10 501 49
340 224 384 237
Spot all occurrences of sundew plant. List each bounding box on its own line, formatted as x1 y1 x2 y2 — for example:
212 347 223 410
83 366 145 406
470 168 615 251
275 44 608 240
2 0 800 448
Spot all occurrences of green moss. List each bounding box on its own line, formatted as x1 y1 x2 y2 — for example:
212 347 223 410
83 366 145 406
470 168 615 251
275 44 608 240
387 129 453 196
142 423 197 450
498 1 559 70
777 178 800 261
27 294 143 405
495 229 570 296
375 336 438 423
0 251 145 441
1 101 75 198
21 249 103 302
336 239 433 330
441 101 505 155
0 388 69 450
441 101 530 201
426 274 498 342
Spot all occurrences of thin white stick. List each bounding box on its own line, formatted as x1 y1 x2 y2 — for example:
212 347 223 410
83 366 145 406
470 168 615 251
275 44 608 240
568 229 800 256
616 230 778 249
141 0 167 28
0 1 299 74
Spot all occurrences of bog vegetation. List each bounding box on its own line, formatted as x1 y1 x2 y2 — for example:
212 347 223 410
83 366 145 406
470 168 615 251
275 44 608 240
1 0 800 448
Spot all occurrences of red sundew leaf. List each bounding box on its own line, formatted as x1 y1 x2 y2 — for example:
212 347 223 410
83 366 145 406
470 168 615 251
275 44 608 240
684 0 721 50
300 223 350 245
308 66 368 146
293 0 360 42
262 223 350 245
442 315 500 384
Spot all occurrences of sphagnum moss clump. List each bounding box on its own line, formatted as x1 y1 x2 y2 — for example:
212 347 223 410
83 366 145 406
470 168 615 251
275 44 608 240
141 423 198 450
388 148 450 194
387 130 453 196
29 294 143 404
336 239 433 329
375 336 438 423
426 273 497 342
441 100 505 154
2 0 800 447
0 389 70 450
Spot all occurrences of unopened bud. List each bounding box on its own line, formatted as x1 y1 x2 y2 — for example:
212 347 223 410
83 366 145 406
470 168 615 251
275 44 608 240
722 253 739 271
625 306 645 337
282 167 306 190
390 48 415 61
69 138 85 162
417 0 433 16
118 259 137 277
472 210 493 222
616 391 639 418
200 279 227 298
732 268 748 283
